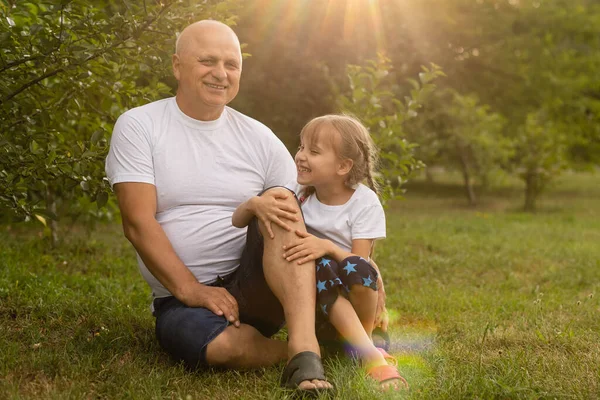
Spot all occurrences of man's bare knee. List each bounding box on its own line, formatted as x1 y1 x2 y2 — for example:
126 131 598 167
263 188 301 213
258 187 305 238
261 187 296 201
205 326 246 367
205 324 285 369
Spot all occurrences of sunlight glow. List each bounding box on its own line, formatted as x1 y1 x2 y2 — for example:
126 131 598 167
341 0 386 52
246 0 419 63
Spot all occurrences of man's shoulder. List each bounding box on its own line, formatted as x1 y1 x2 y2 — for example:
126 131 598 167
225 106 274 136
120 97 173 122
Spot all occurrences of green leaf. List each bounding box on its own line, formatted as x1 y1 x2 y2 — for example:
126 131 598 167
0 31 11 44
96 191 109 208
29 140 41 155
90 130 103 145
30 24 43 35
34 214 47 227
81 151 97 158
32 207 58 221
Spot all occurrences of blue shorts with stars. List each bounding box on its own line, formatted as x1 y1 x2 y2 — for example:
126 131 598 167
315 255 378 317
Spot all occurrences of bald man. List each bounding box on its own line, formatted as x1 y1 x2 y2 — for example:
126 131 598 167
105 20 332 394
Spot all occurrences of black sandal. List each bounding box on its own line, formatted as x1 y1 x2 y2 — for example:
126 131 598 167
280 351 334 397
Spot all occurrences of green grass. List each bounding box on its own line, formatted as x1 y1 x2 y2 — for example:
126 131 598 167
1 172 599 399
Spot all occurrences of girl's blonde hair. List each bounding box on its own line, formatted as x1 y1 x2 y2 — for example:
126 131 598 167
300 114 380 196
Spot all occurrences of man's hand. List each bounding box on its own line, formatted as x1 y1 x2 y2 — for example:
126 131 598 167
250 189 299 239
181 283 240 328
283 230 331 264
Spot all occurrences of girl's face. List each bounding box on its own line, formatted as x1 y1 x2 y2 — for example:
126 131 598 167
294 124 344 188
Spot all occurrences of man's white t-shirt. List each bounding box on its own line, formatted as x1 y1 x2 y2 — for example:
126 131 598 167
106 97 296 298
286 182 386 252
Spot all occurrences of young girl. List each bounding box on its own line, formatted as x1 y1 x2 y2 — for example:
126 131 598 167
282 114 407 391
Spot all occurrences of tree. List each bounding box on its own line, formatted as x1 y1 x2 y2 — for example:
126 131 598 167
0 0 239 245
406 89 510 206
336 55 444 203
379 0 600 209
513 111 569 212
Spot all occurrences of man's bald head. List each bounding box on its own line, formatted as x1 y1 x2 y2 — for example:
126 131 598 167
175 20 241 57
171 20 243 121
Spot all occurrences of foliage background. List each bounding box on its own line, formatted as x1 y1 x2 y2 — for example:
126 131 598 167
1 1 599 398
2 0 599 237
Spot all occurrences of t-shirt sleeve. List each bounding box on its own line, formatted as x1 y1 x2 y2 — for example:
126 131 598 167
264 136 297 189
351 202 386 240
105 112 155 188
285 180 302 196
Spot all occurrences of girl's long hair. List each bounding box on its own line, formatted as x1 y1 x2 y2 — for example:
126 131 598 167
299 114 380 199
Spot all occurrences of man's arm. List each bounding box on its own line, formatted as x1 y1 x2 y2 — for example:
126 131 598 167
115 182 240 326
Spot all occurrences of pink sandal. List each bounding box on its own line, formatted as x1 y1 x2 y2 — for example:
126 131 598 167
366 364 409 390
376 347 398 366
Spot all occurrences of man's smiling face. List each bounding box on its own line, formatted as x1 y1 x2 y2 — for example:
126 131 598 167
173 22 242 120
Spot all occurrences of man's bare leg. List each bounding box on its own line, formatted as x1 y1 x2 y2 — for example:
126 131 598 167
259 189 332 390
206 324 287 368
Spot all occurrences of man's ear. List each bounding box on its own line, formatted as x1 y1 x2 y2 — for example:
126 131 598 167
337 159 354 177
172 54 181 81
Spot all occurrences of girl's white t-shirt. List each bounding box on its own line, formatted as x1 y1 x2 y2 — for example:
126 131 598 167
286 182 386 252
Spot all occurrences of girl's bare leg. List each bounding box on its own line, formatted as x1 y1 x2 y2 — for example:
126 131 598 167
348 285 378 338
328 294 384 365
328 294 404 390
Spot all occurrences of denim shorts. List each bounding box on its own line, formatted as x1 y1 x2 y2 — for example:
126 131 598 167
153 188 297 369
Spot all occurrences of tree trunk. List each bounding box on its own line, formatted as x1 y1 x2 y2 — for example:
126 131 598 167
46 187 59 247
480 172 490 191
524 171 539 212
425 167 435 183
459 155 477 206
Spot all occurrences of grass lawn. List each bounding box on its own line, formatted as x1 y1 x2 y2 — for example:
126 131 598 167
1 172 599 399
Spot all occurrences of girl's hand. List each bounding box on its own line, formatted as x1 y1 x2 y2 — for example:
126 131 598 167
375 305 389 332
283 230 331 264
250 189 299 239
374 274 388 331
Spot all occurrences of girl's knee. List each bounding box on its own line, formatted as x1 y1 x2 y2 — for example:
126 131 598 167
341 256 377 273
348 283 378 299
339 256 378 290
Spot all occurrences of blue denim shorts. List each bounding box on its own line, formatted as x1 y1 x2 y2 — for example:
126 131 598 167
153 188 298 369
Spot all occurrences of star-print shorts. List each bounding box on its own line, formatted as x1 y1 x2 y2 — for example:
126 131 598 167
315 255 379 317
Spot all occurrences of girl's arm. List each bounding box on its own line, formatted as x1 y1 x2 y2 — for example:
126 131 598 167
363 241 388 331
370 258 389 331
232 196 259 228
232 188 299 238
349 238 373 260
283 233 373 264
